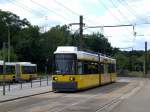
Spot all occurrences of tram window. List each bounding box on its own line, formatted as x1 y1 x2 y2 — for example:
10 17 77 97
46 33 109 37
6 66 15 74
108 64 116 73
99 64 104 74
22 66 36 74
22 66 28 74
83 62 89 74
55 54 76 60
89 63 98 74
78 62 83 74
0 65 3 74
82 62 98 74
104 64 108 74
55 60 75 74
55 54 76 74
108 64 112 73
112 64 116 73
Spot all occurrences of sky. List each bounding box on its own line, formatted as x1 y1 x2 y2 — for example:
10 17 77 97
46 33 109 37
0 0 150 50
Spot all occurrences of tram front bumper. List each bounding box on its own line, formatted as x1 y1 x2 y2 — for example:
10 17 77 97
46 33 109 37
52 81 77 91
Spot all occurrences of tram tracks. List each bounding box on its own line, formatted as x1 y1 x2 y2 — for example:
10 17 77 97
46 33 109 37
49 81 140 112
46 82 131 112
0 80 141 112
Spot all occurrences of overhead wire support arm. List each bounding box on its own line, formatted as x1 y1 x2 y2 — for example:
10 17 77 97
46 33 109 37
84 24 133 29
69 23 85 26
97 0 134 35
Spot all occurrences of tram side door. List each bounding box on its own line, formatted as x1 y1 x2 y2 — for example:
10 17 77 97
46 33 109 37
16 64 21 80
104 64 109 83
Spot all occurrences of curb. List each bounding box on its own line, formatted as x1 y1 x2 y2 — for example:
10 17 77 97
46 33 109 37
0 91 52 103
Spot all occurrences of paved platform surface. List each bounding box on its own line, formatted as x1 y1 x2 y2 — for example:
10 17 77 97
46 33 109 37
0 78 52 102
0 77 143 112
0 85 52 103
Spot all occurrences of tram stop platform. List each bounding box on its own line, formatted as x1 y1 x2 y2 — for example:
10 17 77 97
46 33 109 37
0 85 52 103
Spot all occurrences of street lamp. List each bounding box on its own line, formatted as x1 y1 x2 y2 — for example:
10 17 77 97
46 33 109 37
6 23 10 62
2 17 11 62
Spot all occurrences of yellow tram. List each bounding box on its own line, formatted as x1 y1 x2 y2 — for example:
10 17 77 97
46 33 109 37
0 61 37 82
52 46 117 91
15 62 37 81
0 61 16 82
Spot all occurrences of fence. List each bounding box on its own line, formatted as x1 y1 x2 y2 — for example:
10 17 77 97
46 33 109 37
0 75 52 95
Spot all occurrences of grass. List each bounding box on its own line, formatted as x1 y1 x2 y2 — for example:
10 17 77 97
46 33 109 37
127 71 144 77
118 70 145 77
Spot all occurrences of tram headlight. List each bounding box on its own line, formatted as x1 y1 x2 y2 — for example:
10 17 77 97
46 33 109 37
69 77 75 81
53 77 58 81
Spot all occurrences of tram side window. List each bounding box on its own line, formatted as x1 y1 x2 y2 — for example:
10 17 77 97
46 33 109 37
22 66 36 74
108 64 116 73
6 66 15 74
112 64 116 73
82 62 98 74
90 63 98 74
83 62 89 74
0 65 3 74
104 64 108 74
108 64 112 73
99 64 104 74
77 62 83 74
30 66 36 74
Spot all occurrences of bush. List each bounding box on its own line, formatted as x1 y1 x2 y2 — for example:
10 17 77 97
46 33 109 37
117 70 144 77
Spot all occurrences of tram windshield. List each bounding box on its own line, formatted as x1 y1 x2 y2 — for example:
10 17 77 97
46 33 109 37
55 54 76 74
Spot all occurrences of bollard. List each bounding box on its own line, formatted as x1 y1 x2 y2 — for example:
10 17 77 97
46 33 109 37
20 81 22 89
3 82 5 95
47 75 48 86
30 76 32 88
40 77 41 86
8 82 10 91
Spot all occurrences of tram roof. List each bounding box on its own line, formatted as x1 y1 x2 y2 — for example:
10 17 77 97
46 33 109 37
0 60 4 65
54 46 116 63
5 62 16 66
16 62 36 66
0 61 16 65
54 46 78 54
0 61 36 66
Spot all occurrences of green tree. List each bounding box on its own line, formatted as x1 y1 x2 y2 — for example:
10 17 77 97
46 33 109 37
40 25 72 72
114 52 129 70
0 10 30 48
84 33 112 54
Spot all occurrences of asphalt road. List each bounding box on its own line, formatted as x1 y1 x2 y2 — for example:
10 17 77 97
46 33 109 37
0 78 139 112
110 78 150 112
